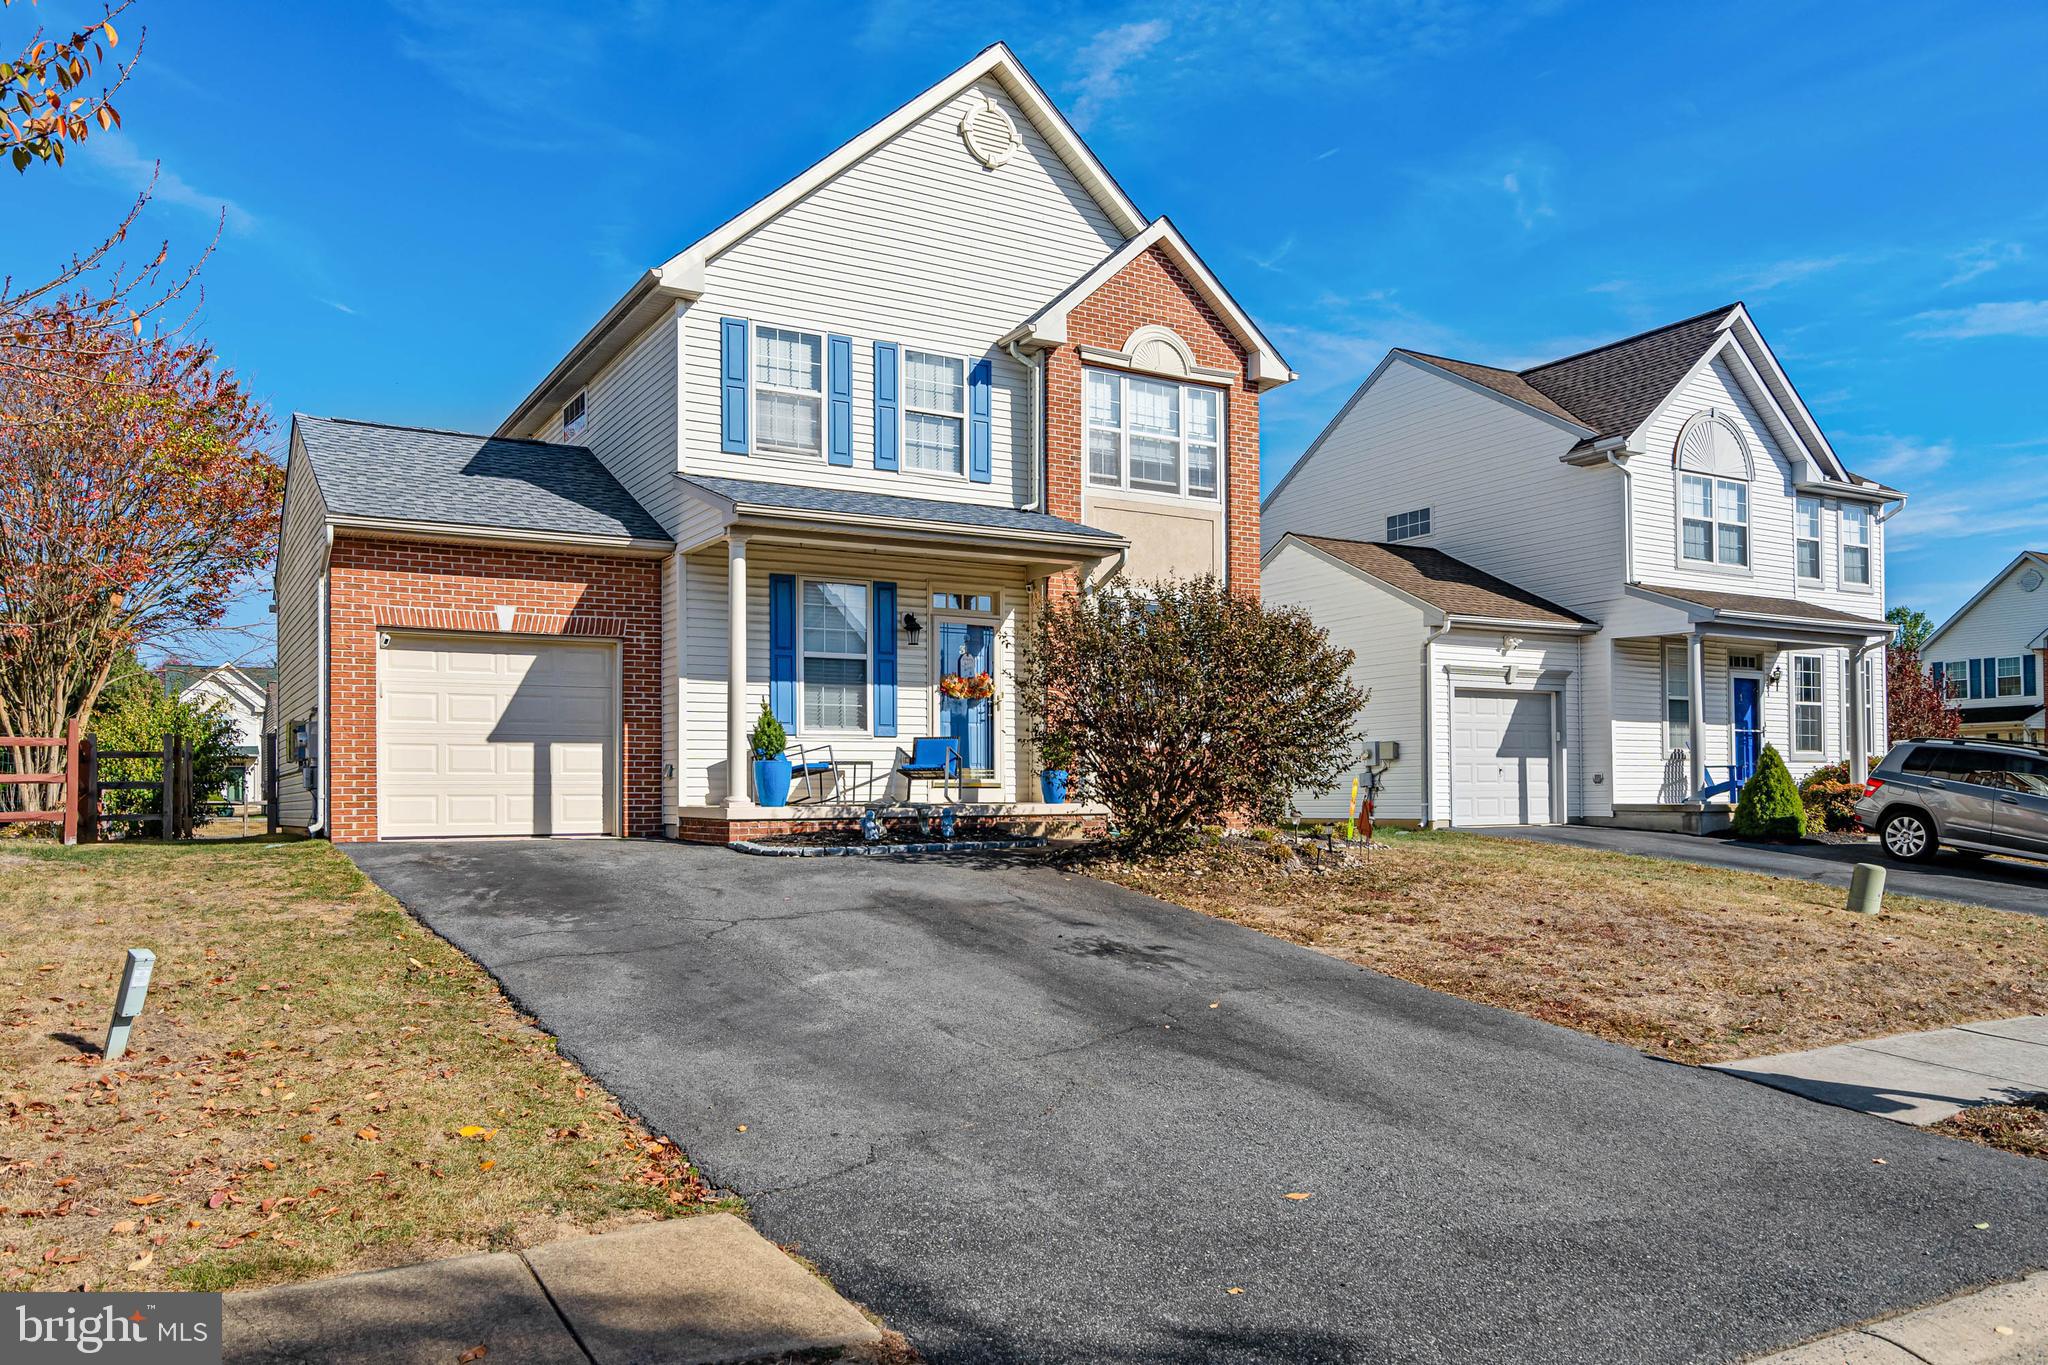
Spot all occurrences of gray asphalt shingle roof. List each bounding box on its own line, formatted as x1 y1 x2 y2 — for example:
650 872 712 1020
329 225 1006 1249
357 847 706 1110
296 415 669 543
1292 536 1593 626
680 474 1123 541
1638 584 1885 627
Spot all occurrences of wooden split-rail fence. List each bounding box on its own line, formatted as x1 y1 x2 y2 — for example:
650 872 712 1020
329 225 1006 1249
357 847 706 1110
0 721 196 844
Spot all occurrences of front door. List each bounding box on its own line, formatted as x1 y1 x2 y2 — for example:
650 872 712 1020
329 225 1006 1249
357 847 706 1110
936 619 996 782
1731 676 1762 794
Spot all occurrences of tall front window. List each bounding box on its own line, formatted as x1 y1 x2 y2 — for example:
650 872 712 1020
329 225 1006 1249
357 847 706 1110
902 350 965 475
1793 655 1824 753
754 325 823 456
1663 643 1691 746
801 581 868 731
1680 473 1748 567
1084 369 1222 500
1796 496 1822 581
1841 504 1872 585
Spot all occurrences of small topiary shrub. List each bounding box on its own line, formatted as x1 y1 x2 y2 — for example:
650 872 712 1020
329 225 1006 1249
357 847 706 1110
1733 743 1806 840
748 701 786 760
1798 760 1863 832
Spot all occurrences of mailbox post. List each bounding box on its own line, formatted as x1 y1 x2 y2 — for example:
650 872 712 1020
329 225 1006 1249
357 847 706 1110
103 948 155 1064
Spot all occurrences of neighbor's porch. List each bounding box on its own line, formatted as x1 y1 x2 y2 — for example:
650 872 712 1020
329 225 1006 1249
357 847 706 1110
664 476 1122 842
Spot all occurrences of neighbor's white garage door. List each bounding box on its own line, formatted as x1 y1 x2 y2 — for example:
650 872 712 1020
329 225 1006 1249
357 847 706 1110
1450 690 1553 827
378 634 616 838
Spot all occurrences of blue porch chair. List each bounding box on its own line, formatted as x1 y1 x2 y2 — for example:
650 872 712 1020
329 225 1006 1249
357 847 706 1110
784 742 838 804
896 736 962 804
1702 766 1741 803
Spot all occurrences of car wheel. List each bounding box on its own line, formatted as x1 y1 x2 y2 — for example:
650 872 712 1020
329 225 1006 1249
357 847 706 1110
1880 810 1937 863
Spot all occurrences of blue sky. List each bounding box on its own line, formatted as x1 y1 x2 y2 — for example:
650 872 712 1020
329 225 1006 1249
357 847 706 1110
11 0 2046 663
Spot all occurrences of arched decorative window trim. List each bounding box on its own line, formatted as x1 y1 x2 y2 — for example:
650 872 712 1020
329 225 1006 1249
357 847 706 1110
1674 408 1754 482
1122 325 1199 379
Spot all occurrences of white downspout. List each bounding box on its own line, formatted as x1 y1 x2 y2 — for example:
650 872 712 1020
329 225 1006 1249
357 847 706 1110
309 525 333 837
1601 443 1633 583
1419 619 1451 827
1006 339 1045 514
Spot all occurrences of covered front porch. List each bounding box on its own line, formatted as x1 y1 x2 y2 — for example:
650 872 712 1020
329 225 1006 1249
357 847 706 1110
665 475 1123 843
1601 586 1892 834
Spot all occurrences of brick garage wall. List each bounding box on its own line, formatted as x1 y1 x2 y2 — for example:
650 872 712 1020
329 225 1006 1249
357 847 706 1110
326 536 664 842
1043 243 1262 597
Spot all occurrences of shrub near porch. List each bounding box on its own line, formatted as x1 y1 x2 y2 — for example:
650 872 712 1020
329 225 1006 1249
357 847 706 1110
1088 829 2048 1066
0 838 723 1293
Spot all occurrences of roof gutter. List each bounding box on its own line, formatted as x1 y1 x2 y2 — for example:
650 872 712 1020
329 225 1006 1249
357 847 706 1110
496 267 701 439
326 515 674 557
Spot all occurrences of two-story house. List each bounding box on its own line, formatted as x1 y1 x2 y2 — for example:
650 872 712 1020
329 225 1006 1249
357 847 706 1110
268 44 1291 843
1261 304 1902 832
163 661 272 808
1920 551 2048 744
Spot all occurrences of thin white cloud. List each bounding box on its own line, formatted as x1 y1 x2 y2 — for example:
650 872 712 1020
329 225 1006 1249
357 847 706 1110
84 136 257 234
1909 300 2048 340
1500 163 1555 229
1312 146 1342 162
1890 484 2048 543
1943 241 2024 288
1068 20 1171 128
1849 435 1955 481
1251 234 1296 272
1734 255 1853 292
320 299 357 315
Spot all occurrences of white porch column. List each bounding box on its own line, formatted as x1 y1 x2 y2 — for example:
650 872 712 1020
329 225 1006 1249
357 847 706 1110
1686 631 1706 805
725 533 750 808
1847 646 1871 785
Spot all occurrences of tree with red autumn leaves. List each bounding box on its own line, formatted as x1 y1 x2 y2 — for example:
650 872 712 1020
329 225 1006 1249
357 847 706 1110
1 0 138 173
0 292 279 768
1886 644 1960 743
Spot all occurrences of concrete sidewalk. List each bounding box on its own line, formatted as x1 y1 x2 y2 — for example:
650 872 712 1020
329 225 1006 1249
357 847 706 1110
1710 1016 2048 1125
223 1215 884 1365
1752 1269 2048 1363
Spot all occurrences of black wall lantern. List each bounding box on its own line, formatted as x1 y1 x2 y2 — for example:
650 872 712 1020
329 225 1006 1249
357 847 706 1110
902 611 924 646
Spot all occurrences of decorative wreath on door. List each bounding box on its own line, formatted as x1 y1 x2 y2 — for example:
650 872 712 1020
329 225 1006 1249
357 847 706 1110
940 671 997 701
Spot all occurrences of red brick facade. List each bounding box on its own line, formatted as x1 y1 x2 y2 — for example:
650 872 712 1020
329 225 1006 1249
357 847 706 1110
324 535 665 842
1043 243 1263 597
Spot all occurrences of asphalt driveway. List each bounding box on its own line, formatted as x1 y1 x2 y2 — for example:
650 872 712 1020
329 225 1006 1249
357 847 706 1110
1469 824 2048 917
349 840 2048 1364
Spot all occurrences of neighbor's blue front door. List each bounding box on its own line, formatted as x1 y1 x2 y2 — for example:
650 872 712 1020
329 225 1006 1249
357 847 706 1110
1732 676 1762 792
937 620 996 778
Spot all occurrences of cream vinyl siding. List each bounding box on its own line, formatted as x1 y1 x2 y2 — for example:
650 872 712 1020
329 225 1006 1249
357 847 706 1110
527 312 682 529
1925 558 2048 718
1260 540 1428 821
679 545 1032 807
1261 358 1622 615
271 440 329 830
679 78 1126 506
1428 630 1582 825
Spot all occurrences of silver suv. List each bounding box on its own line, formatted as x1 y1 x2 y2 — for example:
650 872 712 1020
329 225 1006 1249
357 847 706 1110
1856 739 2048 863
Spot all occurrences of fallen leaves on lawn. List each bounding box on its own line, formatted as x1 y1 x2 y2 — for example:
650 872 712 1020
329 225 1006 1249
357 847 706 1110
458 1347 488 1363
126 1193 164 1206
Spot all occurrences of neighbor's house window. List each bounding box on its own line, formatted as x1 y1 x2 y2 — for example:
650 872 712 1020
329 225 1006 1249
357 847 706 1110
1386 508 1432 542
1084 369 1221 500
562 390 587 438
1998 656 2025 697
1942 660 1968 701
1795 496 1822 582
801 581 868 731
1663 643 1691 749
1793 655 1824 753
1680 473 1748 567
1841 503 1872 585
903 350 965 475
754 325 824 456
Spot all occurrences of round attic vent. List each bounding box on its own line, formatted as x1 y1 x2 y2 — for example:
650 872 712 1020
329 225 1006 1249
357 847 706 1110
2023 567 2043 592
959 93 1019 169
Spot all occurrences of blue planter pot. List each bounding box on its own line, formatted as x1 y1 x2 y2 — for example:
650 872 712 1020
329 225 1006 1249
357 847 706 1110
753 755 793 807
1040 769 1070 804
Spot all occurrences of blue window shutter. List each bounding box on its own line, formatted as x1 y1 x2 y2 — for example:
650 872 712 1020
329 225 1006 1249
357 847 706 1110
827 334 853 467
872 581 898 738
1968 658 1982 699
872 341 899 471
2026 654 2038 697
968 358 992 484
768 573 796 729
720 318 750 454
1985 657 2000 697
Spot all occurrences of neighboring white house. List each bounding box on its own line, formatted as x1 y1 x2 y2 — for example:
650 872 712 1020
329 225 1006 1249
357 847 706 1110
1919 551 2048 743
163 662 272 806
1263 304 1904 832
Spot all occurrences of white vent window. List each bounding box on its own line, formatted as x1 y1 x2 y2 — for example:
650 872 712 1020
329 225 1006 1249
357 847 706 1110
562 391 587 438
1386 508 1431 542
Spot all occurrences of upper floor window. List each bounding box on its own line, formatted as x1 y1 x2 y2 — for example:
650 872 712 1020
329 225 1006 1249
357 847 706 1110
754 325 824 457
1680 474 1748 567
1085 369 1221 501
1998 656 2025 696
1942 660 1968 700
1795 496 1822 582
1386 508 1432 542
1841 504 1872 586
562 391 587 438
903 350 965 476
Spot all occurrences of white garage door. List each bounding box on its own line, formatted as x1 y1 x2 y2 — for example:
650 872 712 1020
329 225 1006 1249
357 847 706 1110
1451 690 1553 827
378 634 616 838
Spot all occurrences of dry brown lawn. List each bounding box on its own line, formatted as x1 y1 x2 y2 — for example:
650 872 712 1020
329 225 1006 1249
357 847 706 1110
0 836 727 1295
1086 829 2048 1066
1934 1097 2048 1161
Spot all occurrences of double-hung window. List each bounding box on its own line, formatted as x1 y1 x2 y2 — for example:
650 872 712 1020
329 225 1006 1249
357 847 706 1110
801 581 868 731
902 351 965 475
1680 473 1748 567
1663 643 1691 746
1998 656 2025 697
1795 496 1822 582
1084 369 1222 500
1942 660 1968 701
1840 504 1872 586
1793 655 1824 753
754 325 824 457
